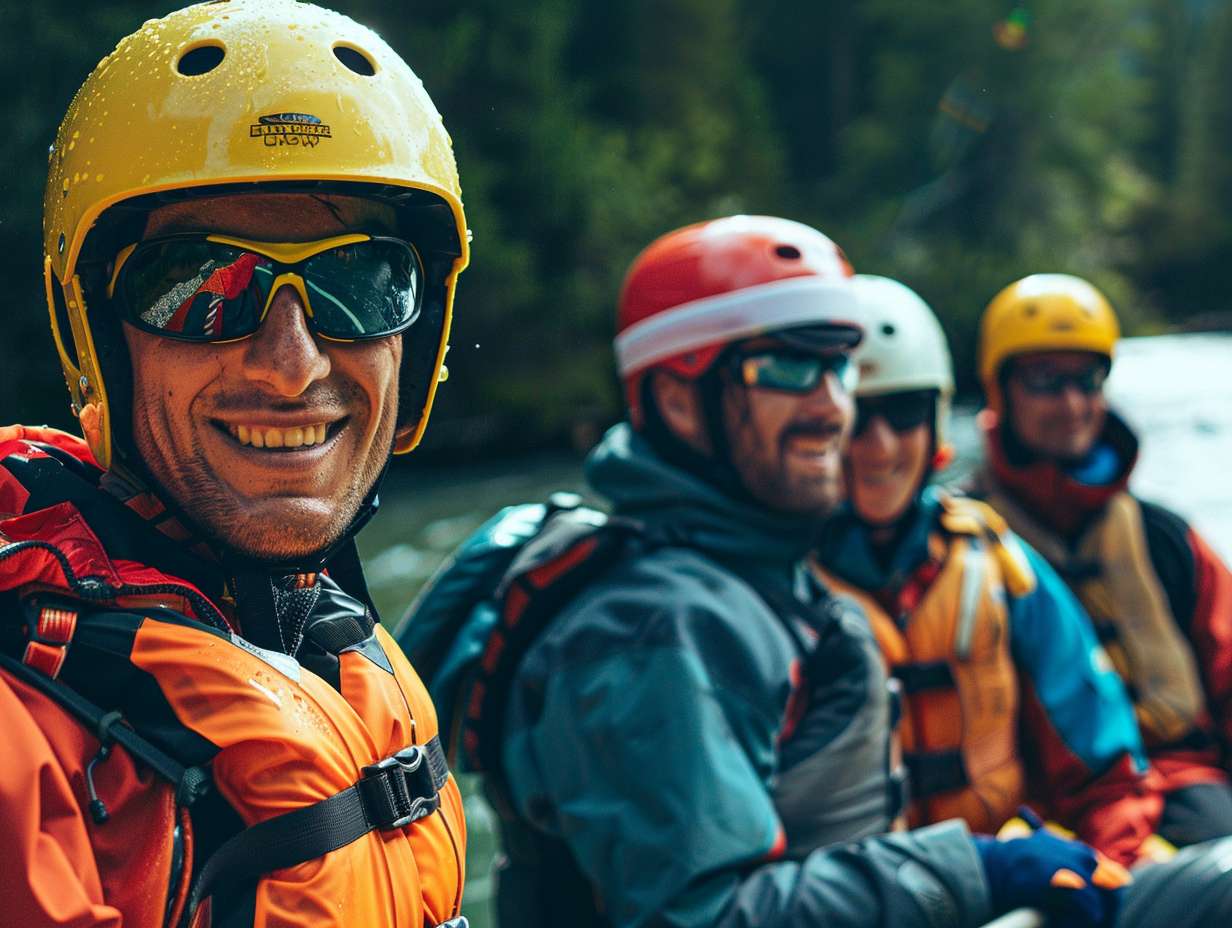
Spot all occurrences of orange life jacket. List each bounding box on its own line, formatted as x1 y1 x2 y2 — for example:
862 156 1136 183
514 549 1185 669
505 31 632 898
980 480 1209 749
0 427 466 927
814 496 1036 833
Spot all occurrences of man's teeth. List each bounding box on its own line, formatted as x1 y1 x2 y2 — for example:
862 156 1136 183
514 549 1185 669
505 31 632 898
789 437 832 453
229 424 329 448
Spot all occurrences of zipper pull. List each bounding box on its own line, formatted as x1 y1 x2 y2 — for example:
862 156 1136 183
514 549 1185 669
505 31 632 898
85 710 124 825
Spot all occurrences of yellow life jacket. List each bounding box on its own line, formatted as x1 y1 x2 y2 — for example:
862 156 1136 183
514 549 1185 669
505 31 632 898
980 480 1207 747
814 496 1036 833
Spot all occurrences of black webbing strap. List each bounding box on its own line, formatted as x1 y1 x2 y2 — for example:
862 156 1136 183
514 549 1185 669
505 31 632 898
1092 621 1120 644
903 748 968 800
1156 727 1218 754
182 735 450 927
892 660 956 694
0 651 210 806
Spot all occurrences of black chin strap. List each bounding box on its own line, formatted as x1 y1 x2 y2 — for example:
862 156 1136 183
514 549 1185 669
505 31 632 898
639 370 764 510
102 448 391 652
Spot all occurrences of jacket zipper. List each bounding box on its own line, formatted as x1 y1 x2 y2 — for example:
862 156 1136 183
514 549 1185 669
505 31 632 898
0 539 232 632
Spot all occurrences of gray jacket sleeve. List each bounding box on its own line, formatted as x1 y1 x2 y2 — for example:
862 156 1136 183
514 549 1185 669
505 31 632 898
716 821 990 928
501 557 993 928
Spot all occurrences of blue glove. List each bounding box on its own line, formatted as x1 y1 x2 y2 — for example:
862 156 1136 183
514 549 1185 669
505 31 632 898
974 827 1127 928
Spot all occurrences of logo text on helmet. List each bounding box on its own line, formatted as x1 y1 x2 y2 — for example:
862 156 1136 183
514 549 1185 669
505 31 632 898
249 113 332 148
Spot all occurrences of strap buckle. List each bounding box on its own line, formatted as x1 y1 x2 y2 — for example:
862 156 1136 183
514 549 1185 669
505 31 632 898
22 601 80 679
358 745 441 830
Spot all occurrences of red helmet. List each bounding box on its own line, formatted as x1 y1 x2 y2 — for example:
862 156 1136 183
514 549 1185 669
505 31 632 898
616 215 861 426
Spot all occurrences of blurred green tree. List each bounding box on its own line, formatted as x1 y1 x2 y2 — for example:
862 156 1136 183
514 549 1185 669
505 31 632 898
0 0 1225 452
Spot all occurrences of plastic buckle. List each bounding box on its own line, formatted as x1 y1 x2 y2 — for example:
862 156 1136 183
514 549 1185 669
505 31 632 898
359 745 441 830
21 601 79 679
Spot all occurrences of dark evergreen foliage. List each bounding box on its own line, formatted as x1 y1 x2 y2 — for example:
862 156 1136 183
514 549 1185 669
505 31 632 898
1 0 1227 456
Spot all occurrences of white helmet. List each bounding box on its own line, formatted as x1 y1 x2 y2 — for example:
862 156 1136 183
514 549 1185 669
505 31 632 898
851 274 955 455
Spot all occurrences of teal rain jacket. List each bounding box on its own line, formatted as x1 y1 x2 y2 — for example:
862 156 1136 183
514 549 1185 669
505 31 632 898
494 424 994 928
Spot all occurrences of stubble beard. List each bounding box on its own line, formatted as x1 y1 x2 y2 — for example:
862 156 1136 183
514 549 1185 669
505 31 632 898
729 423 845 517
136 416 394 566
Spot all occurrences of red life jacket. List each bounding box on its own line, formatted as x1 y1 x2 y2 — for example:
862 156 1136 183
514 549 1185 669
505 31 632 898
0 425 466 927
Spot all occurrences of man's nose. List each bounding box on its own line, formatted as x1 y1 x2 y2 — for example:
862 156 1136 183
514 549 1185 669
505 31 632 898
1060 383 1089 414
240 284 331 396
859 415 897 454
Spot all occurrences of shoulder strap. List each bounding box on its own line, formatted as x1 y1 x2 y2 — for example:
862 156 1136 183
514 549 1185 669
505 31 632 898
463 507 647 777
181 736 450 927
398 495 586 679
938 494 1035 598
0 650 211 807
1138 499 1198 633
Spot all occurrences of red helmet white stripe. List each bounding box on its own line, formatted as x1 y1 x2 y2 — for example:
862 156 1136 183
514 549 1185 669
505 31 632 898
614 276 860 377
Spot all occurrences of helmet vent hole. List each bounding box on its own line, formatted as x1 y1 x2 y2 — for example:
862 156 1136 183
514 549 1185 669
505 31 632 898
774 244 801 260
334 44 376 76
177 43 225 76
881 323 896 337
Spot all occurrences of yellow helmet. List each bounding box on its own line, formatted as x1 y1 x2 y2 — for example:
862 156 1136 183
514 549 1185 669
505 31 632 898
977 273 1119 410
44 0 468 469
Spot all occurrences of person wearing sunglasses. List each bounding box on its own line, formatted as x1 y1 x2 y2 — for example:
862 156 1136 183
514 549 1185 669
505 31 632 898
813 275 1232 928
969 274 1232 851
408 217 1135 928
0 3 470 927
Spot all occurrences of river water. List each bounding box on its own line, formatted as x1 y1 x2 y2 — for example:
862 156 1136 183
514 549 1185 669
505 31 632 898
357 332 1231 923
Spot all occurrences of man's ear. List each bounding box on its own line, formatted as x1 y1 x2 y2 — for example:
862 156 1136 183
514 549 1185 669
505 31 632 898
392 420 420 455
648 371 709 453
79 402 106 465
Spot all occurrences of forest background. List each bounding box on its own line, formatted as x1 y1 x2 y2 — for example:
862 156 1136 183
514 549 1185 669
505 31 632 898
2 0 1229 459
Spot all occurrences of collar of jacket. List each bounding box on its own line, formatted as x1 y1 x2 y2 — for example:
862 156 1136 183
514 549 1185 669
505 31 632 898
585 422 819 564
815 487 945 593
981 408 1138 538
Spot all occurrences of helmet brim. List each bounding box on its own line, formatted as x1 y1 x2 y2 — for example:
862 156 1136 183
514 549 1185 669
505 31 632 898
772 323 863 353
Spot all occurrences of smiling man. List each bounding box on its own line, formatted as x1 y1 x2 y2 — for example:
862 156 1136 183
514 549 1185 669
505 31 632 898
403 218 1131 928
971 274 1232 849
119 193 407 566
813 274 1232 928
814 275 1160 864
0 3 469 926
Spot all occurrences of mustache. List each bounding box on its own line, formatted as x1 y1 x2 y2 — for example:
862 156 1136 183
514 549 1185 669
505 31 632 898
779 417 845 446
205 385 353 418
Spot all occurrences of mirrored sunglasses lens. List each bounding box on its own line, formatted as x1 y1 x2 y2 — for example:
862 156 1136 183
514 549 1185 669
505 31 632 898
831 355 856 392
1020 367 1105 395
749 354 821 391
1077 368 1107 393
303 240 422 338
123 241 266 339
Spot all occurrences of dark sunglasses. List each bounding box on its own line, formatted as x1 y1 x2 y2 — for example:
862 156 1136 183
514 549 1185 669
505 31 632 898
853 391 935 438
1011 364 1108 397
106 232 424 343
731 348 856 394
